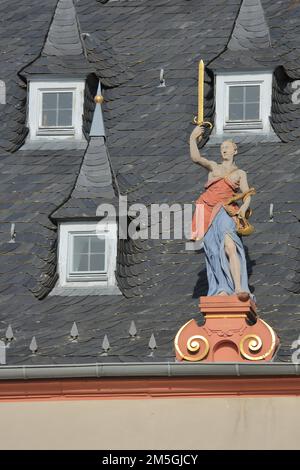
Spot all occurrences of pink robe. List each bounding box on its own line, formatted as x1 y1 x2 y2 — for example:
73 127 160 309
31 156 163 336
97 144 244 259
191 177 240 240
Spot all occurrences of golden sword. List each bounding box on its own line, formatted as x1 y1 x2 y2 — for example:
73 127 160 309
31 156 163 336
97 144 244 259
193 60 213 129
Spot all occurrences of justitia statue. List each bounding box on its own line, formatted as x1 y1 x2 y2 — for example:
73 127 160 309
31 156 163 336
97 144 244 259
174 60 279 363
190 126 256 301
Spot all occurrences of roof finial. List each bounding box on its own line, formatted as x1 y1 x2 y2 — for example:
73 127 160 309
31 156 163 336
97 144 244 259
90 81 105 137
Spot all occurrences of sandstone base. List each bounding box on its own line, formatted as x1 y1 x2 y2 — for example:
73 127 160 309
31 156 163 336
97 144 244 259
175 296 279 362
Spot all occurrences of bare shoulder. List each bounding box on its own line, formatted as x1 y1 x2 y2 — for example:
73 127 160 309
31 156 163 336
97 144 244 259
210 160 218 170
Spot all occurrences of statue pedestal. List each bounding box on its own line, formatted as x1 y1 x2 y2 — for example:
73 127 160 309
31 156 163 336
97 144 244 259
175 295 279 362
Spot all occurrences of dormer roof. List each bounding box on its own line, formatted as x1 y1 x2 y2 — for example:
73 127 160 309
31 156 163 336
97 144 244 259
209 0 279 71
22 0 92 77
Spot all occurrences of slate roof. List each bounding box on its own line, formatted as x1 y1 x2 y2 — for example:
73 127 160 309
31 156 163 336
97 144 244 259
0 0 300 365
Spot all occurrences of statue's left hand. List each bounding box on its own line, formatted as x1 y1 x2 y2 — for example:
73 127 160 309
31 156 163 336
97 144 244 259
238 206 247 218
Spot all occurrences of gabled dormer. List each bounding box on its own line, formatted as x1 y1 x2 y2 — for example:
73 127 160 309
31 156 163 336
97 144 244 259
22 0 92 142
209 0 280 141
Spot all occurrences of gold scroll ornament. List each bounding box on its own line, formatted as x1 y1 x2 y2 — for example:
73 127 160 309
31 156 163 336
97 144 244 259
193 60 213 129
239 320 277 361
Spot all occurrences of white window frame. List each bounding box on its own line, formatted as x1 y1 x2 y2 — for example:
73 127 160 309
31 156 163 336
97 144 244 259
28 79 85 140
215 72 273 135
58 221 118 288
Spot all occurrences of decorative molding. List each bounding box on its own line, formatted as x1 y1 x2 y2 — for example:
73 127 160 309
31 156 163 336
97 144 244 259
1 376 300 401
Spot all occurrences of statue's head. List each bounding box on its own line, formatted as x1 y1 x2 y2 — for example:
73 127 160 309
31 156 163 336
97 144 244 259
221 140 238 161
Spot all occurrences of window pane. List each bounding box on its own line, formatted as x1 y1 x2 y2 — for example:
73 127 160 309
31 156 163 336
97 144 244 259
73 253 88 272
58 110 72 126
90 253 105 272
71 234 106 274
229 86 244 103
229 103 244 121
73 236 89 254
42 93 57 110
42 110 56 126
245 103 260 120
42 91 73 127
59 92 72 109
90 237 105 253
246 85 260 103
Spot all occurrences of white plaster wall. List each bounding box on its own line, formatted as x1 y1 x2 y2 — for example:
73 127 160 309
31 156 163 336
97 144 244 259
0 396 299 450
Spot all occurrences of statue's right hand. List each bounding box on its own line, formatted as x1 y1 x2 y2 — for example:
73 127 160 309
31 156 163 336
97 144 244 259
190 126 205 141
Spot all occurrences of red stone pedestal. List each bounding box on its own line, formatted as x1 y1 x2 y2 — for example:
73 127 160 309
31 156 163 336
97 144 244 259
175 296 279 362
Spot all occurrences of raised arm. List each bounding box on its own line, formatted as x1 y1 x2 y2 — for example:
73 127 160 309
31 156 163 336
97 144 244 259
238 170 251 217
189 126 216 171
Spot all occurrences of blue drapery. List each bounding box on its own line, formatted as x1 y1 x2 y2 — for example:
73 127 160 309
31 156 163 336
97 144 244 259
203 207 251 296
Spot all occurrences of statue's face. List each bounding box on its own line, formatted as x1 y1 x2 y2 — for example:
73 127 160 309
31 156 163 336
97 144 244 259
221 141 237 161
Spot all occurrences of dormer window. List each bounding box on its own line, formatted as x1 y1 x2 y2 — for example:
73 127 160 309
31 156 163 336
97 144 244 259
28 79 84 140
58 221 118 288
215 72 273 135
